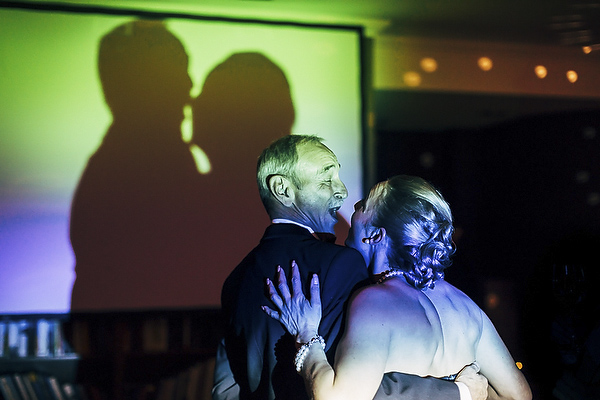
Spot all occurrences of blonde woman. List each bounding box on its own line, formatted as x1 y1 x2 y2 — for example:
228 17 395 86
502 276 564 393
264 175 531 400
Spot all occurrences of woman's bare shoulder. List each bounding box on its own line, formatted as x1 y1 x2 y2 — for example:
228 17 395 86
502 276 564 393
435 279 482 309
348 280 426 325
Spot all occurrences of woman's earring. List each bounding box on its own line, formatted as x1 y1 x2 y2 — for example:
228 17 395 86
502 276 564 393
363 229 382 245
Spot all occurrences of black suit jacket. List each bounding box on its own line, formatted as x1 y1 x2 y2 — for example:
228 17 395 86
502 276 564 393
216 223 460 400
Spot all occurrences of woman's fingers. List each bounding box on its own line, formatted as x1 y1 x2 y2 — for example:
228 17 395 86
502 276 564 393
263 261 322 340
310 273 321 309
261 305 280 321
276 265 292 302
266 278 285 311
290 260 304 301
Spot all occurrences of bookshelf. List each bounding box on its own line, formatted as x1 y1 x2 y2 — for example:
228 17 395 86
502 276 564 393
0 313 81 399
1 309 223 400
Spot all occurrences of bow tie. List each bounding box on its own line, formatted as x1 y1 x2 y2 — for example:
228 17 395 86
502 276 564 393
314 232 337 244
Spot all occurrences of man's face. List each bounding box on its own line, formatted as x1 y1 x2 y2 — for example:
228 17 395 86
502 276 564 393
291 143 348 233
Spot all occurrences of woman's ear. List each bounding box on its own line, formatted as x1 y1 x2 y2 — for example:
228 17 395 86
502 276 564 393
370 227 387 244
362 227 387 245
268 174 294 207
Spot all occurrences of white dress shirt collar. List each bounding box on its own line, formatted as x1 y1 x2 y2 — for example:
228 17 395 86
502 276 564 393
271 218 315 234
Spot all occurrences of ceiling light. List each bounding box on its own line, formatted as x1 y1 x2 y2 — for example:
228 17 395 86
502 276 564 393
477 57 493 71
535 65 547 79
420 57 437 73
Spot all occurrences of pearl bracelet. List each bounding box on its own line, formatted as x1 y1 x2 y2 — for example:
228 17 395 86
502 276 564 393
294 335 326 372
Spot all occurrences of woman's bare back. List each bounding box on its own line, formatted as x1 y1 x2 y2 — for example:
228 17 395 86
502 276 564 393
381 278 483 378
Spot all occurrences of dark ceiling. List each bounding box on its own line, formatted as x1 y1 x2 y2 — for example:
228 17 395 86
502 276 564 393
163 0 600 46
374 0 600 46
9 0 600 46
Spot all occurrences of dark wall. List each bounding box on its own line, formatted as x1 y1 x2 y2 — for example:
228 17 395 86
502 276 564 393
376 108 600 285
375 99 600 398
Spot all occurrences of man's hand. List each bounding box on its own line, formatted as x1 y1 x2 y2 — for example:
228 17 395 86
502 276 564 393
455 363 488 400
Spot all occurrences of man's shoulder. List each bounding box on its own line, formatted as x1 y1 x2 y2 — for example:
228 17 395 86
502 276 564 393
306 242 368 289
223 224 366 290
256 223 350 254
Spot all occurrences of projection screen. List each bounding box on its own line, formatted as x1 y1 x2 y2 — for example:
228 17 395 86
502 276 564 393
0 3 365 313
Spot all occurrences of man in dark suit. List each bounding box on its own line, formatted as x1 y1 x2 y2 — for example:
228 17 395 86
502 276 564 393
213 135 486 400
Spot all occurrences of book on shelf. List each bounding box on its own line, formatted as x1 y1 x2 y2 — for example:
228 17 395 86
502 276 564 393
0 375 20 400
1 317 70 360
35 321 50 358
0 372 88 400
19 374 38 400
142 318 169 353
11 374 29 400
68 321 89 357
60 383 86 400
46 377 65 400
26 373 52 400
0 322 5 358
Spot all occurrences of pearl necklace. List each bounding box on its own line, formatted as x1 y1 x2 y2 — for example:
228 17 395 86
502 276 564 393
376 269 403 284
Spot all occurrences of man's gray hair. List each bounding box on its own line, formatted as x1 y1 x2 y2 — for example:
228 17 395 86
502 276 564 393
256 134 325 214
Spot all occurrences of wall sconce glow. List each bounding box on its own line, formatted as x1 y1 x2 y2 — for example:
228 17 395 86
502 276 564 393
566 70 578 83
477 57 493 71
420 57 438 72
403 71 422 87
516 362 523 370
486 292 499 309
583 45 592 54
576 170 590 184
588 192 600 206
419 151 435 168
534 65 547 79
582 126 597 139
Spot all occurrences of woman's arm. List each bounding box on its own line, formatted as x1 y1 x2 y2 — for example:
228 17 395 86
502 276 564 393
264 262 391 400
264 262 487 400
300 287 391 400
476 311 532 400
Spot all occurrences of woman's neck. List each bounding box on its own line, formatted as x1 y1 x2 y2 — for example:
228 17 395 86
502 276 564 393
370 239 392 275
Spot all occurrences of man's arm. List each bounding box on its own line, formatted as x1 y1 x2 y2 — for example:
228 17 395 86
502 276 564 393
455 363 489 400
212 338 240 400
374 364 488 400
374 372 459 400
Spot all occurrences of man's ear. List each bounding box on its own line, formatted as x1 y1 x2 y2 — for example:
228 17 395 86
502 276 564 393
267 174 295 207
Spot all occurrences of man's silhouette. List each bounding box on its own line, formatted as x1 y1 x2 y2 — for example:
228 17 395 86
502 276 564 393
70 20 204 310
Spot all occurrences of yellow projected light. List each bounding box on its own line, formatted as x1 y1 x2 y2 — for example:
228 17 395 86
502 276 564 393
0 7 363 312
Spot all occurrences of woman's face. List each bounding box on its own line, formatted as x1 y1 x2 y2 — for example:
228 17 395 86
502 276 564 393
345 183 385 266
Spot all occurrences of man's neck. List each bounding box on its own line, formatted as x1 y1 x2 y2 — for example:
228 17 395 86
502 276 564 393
271 218 315 234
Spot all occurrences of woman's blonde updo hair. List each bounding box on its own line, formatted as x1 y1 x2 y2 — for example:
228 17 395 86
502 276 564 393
372 175 455 290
